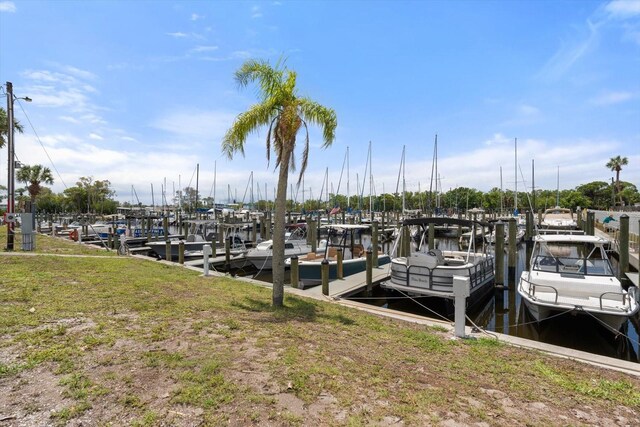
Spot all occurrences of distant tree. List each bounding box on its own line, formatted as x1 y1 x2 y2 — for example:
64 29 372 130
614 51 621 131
222 58 337 308
16 164 54 205
606 156 629 205
0 107 24 148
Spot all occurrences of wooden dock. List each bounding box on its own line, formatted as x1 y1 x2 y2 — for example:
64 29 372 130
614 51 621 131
303 265 391 298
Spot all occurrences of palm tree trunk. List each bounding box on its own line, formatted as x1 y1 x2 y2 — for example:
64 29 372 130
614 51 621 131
272 149 291 307
616 169 621 205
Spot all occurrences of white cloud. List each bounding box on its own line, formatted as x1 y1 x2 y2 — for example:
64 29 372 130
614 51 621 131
605 0 640 18
590 90 634 105
483 133 512 146
150 109 238 142
191 13 203 21
89 133 104 141
166 32 188 38
59 116 81 124
251 5 262 18
0 1 16 12
189 45 219 53
121 136 138 143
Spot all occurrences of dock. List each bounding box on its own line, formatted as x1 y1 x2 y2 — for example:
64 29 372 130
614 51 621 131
303 265 391 298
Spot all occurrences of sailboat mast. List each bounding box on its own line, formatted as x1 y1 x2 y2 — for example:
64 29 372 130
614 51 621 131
195 163 199 215
428 135 437 214
369 141 373 221
531 159 536 211
500 166 504 214
402 145 406 215
347 146 350 209
556 166 560 207
514 138 518 213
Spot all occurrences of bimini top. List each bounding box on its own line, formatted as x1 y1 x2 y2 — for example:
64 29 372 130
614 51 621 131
401 216 492 230
533 234 608 244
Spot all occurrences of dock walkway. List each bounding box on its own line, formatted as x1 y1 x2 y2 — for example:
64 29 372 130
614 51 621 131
303 265 391 298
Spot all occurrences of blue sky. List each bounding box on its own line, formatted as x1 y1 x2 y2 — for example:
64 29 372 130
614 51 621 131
1 0 639 205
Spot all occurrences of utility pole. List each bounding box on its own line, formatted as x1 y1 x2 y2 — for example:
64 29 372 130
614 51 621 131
5 82 15 250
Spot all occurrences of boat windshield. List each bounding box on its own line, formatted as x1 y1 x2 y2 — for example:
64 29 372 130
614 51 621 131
532 242 614 276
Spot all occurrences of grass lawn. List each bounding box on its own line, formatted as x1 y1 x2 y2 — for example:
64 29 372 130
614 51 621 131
1 228 639 426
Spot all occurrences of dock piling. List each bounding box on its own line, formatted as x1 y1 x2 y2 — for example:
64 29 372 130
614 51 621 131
291 255 300 289
178 241 185 265
337 248 344 279
321 259 329 296
372 221 379 267
165 240 172 261
619 214 629 282
202 244 212 276
508 218 517 279
366 249 373 296
495 222 505 287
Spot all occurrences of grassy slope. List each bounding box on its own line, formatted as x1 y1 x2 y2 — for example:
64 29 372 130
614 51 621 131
1 229 639 426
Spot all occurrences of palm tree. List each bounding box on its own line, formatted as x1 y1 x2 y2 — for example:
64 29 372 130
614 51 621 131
222 58 337 307
606 155 629 205
0 107 24 148
16 164 54 205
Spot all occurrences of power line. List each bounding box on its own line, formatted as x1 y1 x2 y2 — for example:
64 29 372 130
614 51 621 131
15 98 68 189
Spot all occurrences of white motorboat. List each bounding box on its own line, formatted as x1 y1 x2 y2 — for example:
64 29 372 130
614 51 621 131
540 207 577 229
246 229 313 271
518 234 639 331
384 217 495 308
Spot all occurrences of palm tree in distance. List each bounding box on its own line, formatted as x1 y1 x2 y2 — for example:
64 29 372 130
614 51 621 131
16 164 54 205
222 58 337 307
605 155 629 206
0 106 24 148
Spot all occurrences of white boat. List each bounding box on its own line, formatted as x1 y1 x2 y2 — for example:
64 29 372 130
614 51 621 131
246 230 313 271
518 234 639 331
540 207 577 229
286 224 391 287
383 218 495 308
485 224 525 245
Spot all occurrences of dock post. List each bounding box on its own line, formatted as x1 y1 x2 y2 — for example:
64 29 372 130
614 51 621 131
495 222 505 287
525 210 533 240
147 217 153 241
202 244 212 276
163 217 168 240
165 240 172 261
457 211 462 237
287 210 291 225
127 218 132 236
452 276 470 338
252 218 257 244
225 236 231 269
366 249 373 296
508 218 517 278
265 216 271 240
178 241 185 265
537 210 543 228
291 255 300 289
211 235 217 258
577 207 583 229
341 211 345 224
403 225 411 257
107 229 113 249
321 259 330 296
587 211 595 236
310 220 317 252
337 248 344 279
372 220 379 267
428 223 435 250
619 215 629 281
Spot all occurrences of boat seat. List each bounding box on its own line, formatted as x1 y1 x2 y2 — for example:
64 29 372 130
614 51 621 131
353 244 364 258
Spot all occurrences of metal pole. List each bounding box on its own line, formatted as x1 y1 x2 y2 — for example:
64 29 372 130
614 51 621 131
6 82 15 250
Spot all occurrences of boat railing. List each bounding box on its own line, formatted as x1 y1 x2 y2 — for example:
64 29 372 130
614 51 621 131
520 276 559 303
403 256 494 292
599 291 631 311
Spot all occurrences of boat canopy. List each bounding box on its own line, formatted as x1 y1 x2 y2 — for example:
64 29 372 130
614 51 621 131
319 224 371 230
401 216 493 230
